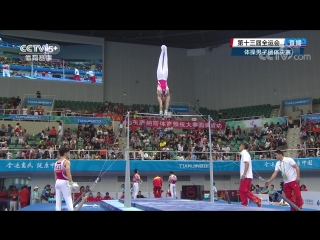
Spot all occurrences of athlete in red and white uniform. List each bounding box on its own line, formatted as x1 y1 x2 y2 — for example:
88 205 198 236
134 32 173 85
2 62 10 77
168 171 177 199
74 68 81 81
86 71 96 83
132 169 141 199
157 45 170 117
54 147 74 211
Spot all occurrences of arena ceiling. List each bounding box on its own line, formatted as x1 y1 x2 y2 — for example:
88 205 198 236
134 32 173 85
37 30 290 49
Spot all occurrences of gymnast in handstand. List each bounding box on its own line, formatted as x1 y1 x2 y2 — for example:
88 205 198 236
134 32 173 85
157 45 170 116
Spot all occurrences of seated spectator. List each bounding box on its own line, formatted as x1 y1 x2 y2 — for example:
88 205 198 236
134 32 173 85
103 192 112 200
296 144 305 158
136 191 145 198
254 185 262 194
18 133 25 145
29 107 35 115
94 152 101 159
41 131 49 141
86 193 95 202
77 146 85 159
260 153 266 159
177 152 184 160
14 123 21 136
300 184 307 191
49 127 57 139
260 185 269 194
95 192 102 202
223 153 230 160
37 104 44 115
0 150 6 159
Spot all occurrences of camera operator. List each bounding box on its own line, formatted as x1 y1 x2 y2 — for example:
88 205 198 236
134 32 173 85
41 184 51 203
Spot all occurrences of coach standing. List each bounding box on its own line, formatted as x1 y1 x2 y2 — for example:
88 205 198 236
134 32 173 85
265 150 303 211
238 143 262 207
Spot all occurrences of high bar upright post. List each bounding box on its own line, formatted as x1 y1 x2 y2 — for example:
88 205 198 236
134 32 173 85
124 112 131 208
208 115 214 202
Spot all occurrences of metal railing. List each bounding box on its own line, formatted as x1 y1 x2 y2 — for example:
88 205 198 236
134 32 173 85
219 116 263 122
171 102 208 121
168 107 181 120
278 104 283 117
23 94 56 99
0 109 99 118
0 148 318 160
190 103 208 121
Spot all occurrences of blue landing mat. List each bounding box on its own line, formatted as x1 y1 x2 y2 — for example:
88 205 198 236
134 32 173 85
112 198 315 211
100 200 143 211
19 203 104 211
17 76 103 84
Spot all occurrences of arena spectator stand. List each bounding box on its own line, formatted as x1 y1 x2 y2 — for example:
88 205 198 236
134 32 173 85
0 119 120 160
54 100 159 116
0 96 21 114
298 118 320 158
127 119 288 161
0 95 289 160
53 100 280 121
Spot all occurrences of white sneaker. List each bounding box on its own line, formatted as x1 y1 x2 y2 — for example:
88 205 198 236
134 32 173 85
164 110 168 116
161 45 166 51
159 110 163 116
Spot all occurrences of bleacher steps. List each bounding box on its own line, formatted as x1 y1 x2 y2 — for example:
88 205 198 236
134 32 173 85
284 128 300 158
270 108 279 117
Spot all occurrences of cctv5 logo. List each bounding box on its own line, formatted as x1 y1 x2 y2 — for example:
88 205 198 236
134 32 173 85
20 44 60 55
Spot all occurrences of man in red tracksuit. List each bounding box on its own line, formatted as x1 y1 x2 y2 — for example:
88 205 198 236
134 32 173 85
153 175 163 198
0 187 8 211
86 193 96 202
19 185 30 209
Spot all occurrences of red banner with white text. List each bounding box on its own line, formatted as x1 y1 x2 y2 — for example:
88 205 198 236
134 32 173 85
94 114 123 121
129 119 226 130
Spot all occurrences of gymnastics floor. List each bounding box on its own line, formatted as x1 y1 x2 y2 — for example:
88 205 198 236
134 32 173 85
18 199 317 211
19 202 105 211
18 202 143 211
15 75 103 84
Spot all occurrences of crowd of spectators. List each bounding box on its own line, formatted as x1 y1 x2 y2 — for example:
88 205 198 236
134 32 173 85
0 96 21 115
0 185 31 211
0 117 290 160
127 120 289 160
0 120 121 160
3 95 320 161
297 118 320 158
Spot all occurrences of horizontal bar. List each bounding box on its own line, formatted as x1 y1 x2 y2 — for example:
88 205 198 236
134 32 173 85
133 112 207 118
220 115 263 121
